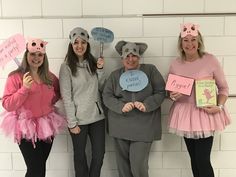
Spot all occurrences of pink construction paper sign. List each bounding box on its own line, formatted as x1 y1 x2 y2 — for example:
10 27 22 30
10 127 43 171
0 34 26 68
165 73 194 96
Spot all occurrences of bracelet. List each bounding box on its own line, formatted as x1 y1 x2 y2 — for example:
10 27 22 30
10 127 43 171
170 96 176 101
218 104 224 110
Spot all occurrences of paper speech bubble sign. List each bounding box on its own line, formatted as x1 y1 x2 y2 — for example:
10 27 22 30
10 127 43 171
119 70 149 92
0 34 26 68
91 27 114 43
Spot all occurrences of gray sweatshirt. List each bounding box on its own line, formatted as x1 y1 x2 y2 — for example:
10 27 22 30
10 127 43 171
59 61 105 128
102 64 166 142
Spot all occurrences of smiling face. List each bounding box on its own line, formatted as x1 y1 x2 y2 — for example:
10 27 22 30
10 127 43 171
181 35 200 60
27 51 45 70
72 37 88 58
122 53 140 70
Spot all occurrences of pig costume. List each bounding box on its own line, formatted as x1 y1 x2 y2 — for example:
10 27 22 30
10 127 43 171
1 38 66 146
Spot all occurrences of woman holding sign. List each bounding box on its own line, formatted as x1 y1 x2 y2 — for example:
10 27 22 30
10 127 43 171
59 27 106 177
167 23 231 177
103 41 166 177
1 38 66 177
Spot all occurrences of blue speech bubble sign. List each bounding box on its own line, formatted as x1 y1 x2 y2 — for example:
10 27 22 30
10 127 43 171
91 27 114 43
119 70 149 92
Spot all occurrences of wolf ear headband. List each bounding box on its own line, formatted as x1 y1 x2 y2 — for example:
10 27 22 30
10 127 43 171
180 23 199 38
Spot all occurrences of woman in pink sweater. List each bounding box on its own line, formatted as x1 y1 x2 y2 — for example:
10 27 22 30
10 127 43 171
1 38 66 177
168 23 231 177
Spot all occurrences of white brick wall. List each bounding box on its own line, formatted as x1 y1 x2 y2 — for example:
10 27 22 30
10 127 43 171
0 1 236 177
42 0 82 17
23 19 63 38
0 20 23 38
83 0 122 16
164 0 204 14
123 0 163 15
2 0 41 17
205 0 236 12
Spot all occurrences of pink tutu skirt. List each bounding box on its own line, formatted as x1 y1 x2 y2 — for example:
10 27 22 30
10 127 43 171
0 108 66 146
168 102 231 139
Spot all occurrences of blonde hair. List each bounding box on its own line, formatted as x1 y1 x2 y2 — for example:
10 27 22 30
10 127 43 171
177 32 205 60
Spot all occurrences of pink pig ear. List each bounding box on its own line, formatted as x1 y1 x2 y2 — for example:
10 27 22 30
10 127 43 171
180 24 187 37
26 37 33 50
27 37 33 43
43 41 48 46
194 24 200 31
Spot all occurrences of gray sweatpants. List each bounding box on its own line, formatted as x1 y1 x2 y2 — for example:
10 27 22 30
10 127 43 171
114 138 152 177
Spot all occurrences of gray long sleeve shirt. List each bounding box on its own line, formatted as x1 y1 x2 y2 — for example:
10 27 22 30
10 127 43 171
102 64 166 142
59 61 105 128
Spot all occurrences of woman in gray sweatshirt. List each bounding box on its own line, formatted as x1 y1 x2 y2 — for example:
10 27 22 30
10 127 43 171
103 41 166 177
59 27 106 177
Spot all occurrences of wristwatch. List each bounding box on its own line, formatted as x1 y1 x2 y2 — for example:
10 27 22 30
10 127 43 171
218 104 224 110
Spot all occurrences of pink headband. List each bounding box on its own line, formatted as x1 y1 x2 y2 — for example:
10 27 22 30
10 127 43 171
180 23 199 38
27 38 48 54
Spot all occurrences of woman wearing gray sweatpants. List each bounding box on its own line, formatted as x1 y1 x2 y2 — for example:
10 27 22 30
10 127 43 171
103 41 166 177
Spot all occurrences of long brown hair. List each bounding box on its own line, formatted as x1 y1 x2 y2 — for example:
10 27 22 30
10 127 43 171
65 43 97 76
9 50 53 85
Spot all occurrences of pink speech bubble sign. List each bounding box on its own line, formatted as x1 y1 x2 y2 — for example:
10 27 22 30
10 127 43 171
0 34 26 68
165 73 194 96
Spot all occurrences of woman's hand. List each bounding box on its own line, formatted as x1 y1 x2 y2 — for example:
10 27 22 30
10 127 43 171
134 101 146 112
170 91 183 101
202 105 222 114
69 126 81 134
122 102 135 113
23 72 34 89
97 57 104 69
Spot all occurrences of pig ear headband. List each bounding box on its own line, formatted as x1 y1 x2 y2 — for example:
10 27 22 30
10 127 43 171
180 23 199 38
27 38 48 54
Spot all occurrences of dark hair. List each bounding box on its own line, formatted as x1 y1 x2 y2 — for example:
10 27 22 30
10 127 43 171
177 32 205 60
65 43 97 76
9 50 53 85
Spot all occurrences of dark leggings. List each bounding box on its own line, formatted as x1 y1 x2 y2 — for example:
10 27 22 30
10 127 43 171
19 139 53 177
70 119 105 177
184 136 214 177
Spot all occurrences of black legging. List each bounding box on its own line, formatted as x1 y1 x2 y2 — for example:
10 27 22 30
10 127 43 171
19 139 53 177
184 136 214 177
70 119 105 177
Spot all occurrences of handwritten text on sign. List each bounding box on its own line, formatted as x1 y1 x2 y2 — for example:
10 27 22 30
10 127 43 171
119 70 149 92
165 73 194 96
0 34 26 67
91 27 114 43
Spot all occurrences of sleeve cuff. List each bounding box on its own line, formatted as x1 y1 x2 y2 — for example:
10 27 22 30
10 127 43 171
18 85 30 95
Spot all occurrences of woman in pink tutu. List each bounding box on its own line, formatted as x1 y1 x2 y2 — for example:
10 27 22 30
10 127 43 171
168 23 231 177
1 38 66 177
